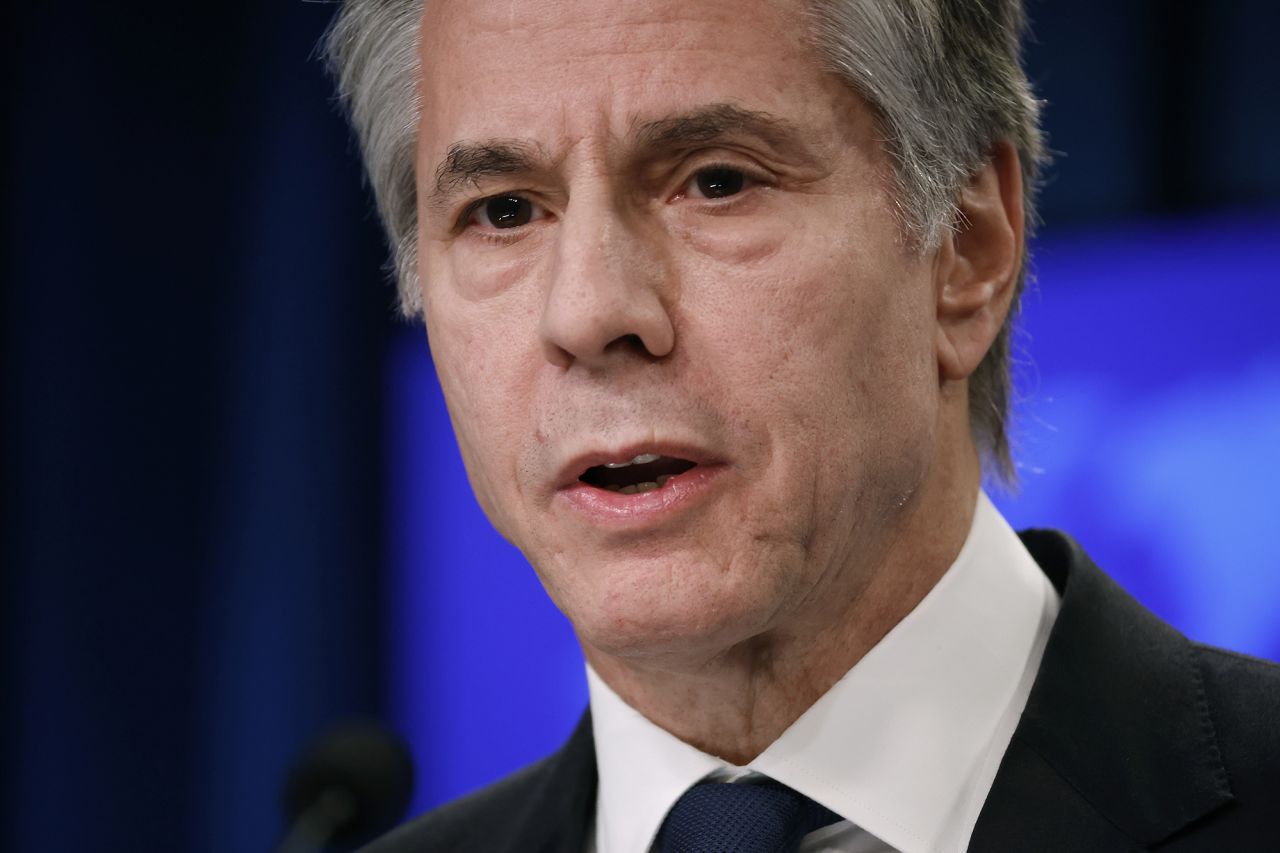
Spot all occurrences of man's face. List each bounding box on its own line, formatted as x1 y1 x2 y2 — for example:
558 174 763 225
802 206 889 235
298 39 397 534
416 0 945 663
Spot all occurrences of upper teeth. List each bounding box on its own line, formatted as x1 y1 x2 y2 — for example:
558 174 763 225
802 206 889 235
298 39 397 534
603 452 661 469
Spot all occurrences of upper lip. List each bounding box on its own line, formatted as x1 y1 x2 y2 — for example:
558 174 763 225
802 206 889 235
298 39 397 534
554 441 723 490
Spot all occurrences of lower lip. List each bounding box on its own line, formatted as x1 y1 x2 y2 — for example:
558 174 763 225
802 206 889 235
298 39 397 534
556 464 727 528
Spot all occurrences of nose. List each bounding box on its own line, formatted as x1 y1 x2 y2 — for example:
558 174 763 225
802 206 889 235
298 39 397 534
539 198 675 370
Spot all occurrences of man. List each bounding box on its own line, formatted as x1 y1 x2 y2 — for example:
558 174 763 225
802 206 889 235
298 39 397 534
326 0 1279 850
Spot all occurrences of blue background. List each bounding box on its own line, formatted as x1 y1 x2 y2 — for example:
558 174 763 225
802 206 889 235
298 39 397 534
4 1 1278 850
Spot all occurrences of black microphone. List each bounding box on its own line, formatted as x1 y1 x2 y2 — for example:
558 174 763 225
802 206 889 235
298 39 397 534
276 721 414 853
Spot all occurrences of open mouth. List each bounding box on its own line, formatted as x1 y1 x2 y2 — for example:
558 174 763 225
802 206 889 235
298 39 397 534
578 453 698 495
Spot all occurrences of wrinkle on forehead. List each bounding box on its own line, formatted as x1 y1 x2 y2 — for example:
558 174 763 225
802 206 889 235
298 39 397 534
425 0 796 37
419 0 806 83
414 0 884 221
416 0 827 150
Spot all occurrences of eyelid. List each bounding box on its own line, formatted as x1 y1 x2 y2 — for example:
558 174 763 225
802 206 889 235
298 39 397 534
449 157 769 232
671 156 773 202
455 191 548 234
453 197 484 232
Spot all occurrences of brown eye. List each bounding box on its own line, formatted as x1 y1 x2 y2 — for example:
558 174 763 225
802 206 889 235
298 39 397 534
482 195 534 228
693 167 746 199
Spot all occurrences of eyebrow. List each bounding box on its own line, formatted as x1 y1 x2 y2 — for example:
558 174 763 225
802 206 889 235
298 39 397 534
427 103 808 214
633 103 804 155
430 139 542 212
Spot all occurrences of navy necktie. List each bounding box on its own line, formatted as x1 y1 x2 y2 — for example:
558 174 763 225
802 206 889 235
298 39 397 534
656 779 843 853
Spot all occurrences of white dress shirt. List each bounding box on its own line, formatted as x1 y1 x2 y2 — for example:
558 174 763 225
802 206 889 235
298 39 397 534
585 491 1060 853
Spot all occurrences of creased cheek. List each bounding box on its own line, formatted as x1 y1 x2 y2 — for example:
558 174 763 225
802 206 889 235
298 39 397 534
454 422 521 540
451 342 549 544
428 336 502 504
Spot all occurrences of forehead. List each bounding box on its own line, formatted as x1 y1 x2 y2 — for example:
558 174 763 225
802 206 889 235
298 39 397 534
416 0 830 155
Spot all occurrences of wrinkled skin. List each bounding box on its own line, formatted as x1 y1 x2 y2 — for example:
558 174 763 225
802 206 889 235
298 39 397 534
413 0 1022 760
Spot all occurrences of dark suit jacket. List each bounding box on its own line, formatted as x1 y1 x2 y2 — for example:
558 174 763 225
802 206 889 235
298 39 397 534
363 531 1280 852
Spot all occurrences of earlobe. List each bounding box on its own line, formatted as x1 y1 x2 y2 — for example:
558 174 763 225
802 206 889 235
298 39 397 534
935 140 1024 382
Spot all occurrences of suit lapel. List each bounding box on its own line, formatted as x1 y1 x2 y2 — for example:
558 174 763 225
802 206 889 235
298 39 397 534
499 710 598 853
969 531 1234 852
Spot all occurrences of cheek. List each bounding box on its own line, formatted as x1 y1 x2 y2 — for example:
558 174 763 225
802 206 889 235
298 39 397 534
425 251 543 410
424 288 542 530
446 234 548 301
670 210 787 268
674 226 894 383
673 215 938 481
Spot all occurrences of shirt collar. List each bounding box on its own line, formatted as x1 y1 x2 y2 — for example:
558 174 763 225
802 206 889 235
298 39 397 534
587 491 1059 853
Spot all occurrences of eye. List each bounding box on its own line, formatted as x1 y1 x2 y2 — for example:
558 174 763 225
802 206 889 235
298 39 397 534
686 166 751 200
467 194 545 230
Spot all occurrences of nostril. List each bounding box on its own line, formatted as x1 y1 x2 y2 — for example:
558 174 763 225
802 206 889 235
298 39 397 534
616 333 644 349
601 333 651 358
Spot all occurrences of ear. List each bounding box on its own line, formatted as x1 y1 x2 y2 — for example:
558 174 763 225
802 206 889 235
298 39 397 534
934 140 1024 382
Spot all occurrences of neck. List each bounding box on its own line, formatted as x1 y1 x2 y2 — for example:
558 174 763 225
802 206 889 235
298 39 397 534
583 422 982 765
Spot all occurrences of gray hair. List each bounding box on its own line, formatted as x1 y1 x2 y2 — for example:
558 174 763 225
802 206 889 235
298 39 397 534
324 0 1046 482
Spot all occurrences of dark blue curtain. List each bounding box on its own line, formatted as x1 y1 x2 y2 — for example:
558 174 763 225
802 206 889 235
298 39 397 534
1024 0 1280 222
4 3 393 852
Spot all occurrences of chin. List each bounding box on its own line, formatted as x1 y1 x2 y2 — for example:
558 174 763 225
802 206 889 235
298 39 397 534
558 556 783 665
